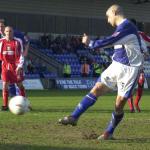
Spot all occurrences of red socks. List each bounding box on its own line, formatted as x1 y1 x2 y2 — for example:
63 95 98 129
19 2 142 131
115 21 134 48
2 90 9 107
134 87 143 112
128 87 143 112
128 95 135 112
19 87 26 97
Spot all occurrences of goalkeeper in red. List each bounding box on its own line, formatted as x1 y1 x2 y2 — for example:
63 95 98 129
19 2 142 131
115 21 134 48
59 4 146 140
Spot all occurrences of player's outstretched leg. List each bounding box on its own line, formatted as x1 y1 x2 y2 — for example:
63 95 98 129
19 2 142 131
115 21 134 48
58 93 97 126
98 111 124 140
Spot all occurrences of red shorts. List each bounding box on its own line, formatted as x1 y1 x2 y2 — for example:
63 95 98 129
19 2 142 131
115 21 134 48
1 64 24 84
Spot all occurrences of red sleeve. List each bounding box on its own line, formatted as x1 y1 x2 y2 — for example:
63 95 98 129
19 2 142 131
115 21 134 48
15 39 24 68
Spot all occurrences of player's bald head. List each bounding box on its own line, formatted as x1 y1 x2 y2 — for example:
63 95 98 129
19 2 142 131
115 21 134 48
4 26 14 39
106 4 124 17
106 4 125 27
5 26 13 32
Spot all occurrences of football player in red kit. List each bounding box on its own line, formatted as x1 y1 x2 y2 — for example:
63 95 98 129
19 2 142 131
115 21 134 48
128 70 145 112
0 26 26 111
0 19 30 111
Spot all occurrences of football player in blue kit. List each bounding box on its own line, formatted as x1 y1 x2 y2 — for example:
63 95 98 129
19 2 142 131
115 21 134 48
58 4 146 140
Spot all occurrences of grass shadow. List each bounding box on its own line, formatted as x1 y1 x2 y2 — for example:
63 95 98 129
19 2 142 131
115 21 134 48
113 137 150 144
31 108 114 113
26 89 150 97
0 143 111 150
32 108 150 114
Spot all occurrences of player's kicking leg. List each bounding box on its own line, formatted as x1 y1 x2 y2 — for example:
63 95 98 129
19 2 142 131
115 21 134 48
98 95 126 140
58 82 110 126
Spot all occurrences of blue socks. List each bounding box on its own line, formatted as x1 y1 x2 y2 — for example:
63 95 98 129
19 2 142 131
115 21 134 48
71 93 124 136
9 84 16 97
71 93 97 119
106 111 124 134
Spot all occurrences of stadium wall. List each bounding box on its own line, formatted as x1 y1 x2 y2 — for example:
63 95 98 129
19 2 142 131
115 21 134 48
44 78 150 89
0 79 44 90
0 11 113 36
0 0 150 35
0 0 150 22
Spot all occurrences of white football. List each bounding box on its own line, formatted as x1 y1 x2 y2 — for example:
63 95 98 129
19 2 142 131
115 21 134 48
9 96 30 115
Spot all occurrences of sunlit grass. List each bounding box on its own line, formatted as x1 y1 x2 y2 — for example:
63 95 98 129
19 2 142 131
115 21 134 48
0 90 149 150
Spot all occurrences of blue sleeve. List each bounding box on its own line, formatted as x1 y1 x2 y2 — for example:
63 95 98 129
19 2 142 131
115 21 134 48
89 28 132 49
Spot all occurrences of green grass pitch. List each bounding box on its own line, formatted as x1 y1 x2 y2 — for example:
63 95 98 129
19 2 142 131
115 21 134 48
0 89 150 150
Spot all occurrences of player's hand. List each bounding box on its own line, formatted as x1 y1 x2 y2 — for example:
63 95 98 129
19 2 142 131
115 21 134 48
82 33 90 46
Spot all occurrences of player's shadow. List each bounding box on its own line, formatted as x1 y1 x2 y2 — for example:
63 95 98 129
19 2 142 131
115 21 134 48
32 108 114 113
31 107 150 114
32 108 74 113
0 143 111 150
124 109 150 113
135 109 150 113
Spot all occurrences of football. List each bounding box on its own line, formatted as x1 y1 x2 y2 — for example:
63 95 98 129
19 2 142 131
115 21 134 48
9 96 30 115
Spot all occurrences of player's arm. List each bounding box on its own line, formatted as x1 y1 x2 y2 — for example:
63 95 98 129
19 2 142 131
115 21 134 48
82 29 129 49
15 39 24 75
